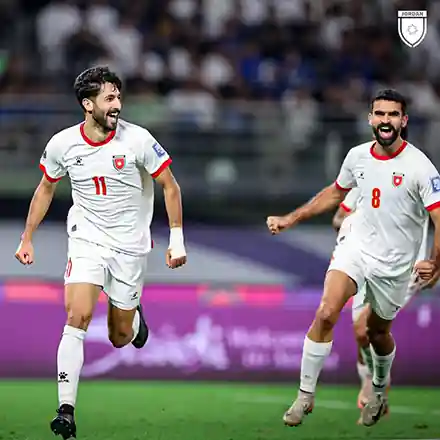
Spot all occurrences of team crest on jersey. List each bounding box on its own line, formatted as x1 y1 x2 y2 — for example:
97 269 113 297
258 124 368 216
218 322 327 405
392 172 404 187
112 155 126 171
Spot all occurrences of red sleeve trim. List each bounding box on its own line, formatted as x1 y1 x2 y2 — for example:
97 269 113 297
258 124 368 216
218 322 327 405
340 203 352 213
39 163 62 183
426 201 440 212
334 181 350 192
151 158 172 178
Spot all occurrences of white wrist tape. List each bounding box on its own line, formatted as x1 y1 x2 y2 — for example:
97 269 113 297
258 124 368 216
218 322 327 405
169 227 186 259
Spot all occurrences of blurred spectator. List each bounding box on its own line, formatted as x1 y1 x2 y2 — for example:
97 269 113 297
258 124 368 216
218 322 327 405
85 0 120 40
36 0 81 72
200 43 234 90
103 13 143 78
167 77 217 129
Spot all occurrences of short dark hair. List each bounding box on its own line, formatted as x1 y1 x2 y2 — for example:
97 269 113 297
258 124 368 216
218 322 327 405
74 66 122 110
371 89 407 115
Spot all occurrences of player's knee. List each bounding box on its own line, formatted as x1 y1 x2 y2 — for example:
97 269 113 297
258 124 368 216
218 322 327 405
108 325 132 348
66 309 93 330
315 303 339 329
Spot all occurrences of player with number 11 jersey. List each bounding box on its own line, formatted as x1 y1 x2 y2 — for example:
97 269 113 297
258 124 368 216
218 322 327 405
40 118 170 256
15 66 187 440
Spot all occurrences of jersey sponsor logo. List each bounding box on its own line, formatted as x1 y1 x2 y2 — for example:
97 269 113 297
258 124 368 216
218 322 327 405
430 176 440 193
392 172 404 187
152 142 166 158
112 155 126 171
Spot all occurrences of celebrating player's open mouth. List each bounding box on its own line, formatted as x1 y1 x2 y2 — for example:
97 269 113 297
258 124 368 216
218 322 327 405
107 110 119 125
373 123 398 147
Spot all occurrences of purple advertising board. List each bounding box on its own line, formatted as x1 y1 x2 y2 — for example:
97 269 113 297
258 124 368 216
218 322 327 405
0 280 438 385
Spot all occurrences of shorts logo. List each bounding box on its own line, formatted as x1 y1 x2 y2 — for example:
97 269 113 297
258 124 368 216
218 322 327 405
392 172 404 187
152 142 166 158
112 155 126 171
431 176 440 193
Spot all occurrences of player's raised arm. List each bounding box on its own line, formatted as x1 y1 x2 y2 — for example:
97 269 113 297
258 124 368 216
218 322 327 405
141 138 186 269
267 149 357 235
15 140 65 264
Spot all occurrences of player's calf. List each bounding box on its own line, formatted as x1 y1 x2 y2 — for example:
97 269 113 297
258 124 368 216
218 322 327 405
107 303 149 349
366 311 395 398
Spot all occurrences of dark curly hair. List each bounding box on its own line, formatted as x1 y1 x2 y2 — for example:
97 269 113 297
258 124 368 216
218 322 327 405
371 89 407 115
74 66 122 111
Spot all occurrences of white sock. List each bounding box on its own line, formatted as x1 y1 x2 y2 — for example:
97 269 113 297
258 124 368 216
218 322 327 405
357 362 371 383
299 336 333 394
130 310 140 342
360 346 374 375
371 344 396 394
57 325 86 407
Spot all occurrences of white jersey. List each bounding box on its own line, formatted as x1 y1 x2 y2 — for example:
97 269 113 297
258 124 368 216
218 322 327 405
337 187 429 262
335 140 440 276
39 119 171 256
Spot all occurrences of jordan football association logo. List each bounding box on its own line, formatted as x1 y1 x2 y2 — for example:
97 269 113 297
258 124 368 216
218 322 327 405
112 155 126 171
397 10 427 48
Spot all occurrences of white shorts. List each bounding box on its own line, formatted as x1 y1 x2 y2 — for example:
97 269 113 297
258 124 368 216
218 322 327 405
64 238 147 310
329 239 413 321
351 271 423 322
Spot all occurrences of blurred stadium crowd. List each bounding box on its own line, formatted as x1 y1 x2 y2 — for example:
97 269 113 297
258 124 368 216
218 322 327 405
1 0 440 193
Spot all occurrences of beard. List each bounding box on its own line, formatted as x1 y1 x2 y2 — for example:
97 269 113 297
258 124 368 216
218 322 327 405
372 123 400 149
92 108 119 131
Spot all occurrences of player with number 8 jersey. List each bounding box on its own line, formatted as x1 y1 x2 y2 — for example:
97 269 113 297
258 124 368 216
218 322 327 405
266 89 440 430
333 139 439 283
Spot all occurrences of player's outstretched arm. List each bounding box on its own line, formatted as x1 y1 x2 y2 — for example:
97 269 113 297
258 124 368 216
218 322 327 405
15 175 58 265
267 183 347 235
155 167 187 269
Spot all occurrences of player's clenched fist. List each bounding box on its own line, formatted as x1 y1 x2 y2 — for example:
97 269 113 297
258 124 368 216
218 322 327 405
166 249 187 269
166 227 187 269
15 239 34 265
266 215 292 235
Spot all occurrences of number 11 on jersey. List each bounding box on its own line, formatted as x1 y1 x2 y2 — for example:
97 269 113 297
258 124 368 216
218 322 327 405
92 176 107 195
371 187 381 208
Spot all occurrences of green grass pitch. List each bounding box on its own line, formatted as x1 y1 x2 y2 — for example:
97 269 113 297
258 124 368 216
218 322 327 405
0 380 439 439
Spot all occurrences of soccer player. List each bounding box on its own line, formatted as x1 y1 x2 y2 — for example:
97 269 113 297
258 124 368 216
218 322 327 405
332 188 437 422
14 66 187 439
266 89 440 427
